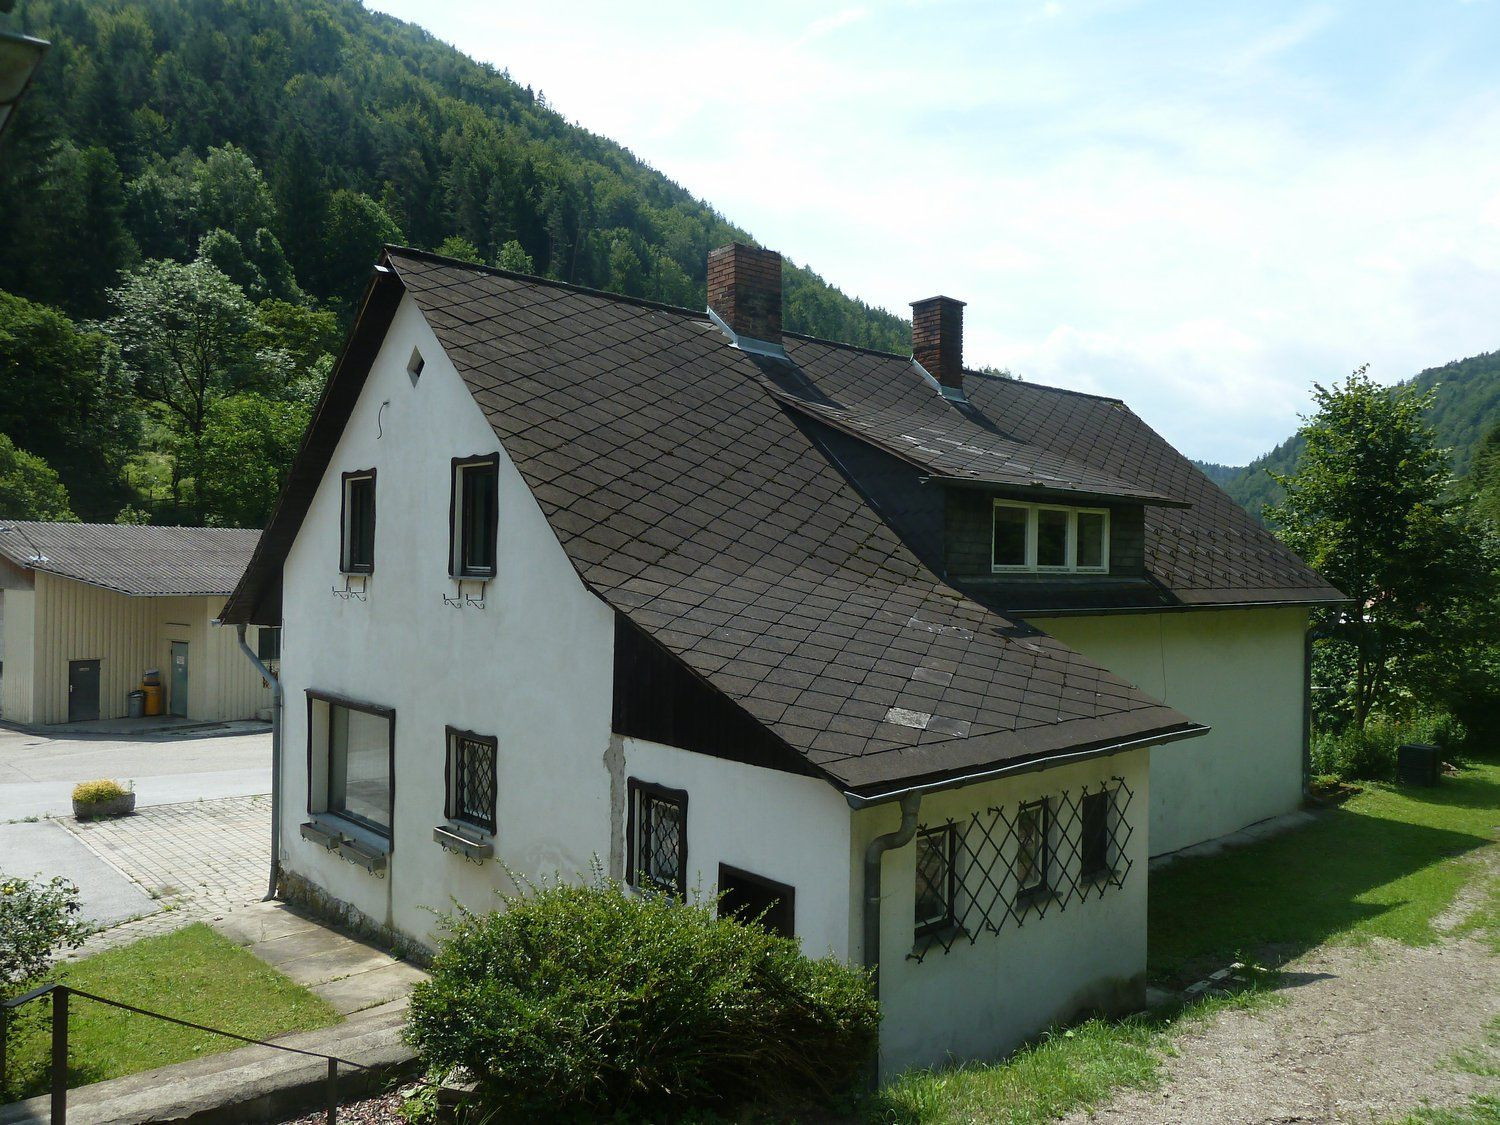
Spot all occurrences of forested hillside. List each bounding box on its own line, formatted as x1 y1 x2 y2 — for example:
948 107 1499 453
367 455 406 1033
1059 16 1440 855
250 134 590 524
0 0 911 525
1197 350 1500 519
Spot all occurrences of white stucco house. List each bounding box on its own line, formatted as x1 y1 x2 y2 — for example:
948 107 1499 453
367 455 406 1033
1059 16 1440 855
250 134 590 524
0 522 272 726
222 244 1343 1076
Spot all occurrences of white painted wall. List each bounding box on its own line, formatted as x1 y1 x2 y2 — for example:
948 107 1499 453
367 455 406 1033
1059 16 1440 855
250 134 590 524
858 749 1150 1076
620 736 854 959
1044 608 1308 856
276 294 617 947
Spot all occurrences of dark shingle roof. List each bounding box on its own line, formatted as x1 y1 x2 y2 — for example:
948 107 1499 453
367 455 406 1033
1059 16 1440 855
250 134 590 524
225 247 1340 795
379 251 1198 793
773 337 1345 607
761 339 1183 506
0 522 260 596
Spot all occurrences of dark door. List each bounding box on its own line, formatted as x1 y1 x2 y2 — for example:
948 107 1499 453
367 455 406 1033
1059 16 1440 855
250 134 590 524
68 659 100 723
169 642 189 717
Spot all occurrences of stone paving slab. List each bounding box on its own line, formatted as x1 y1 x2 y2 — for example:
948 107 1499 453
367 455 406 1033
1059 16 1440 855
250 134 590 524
213 901 430 1017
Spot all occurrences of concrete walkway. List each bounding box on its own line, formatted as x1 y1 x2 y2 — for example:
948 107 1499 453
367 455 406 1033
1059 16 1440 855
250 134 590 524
0 902 428 1124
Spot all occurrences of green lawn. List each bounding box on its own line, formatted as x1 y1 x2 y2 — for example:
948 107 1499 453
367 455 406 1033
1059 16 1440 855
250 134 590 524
2 923 339 1100
1150 759 1500 982
869 758 1500 1124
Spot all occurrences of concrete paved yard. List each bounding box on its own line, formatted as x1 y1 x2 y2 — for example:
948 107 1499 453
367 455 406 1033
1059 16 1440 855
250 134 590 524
0 720 270 822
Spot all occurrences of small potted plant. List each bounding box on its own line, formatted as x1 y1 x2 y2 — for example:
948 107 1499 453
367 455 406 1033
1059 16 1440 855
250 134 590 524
72 779 136 820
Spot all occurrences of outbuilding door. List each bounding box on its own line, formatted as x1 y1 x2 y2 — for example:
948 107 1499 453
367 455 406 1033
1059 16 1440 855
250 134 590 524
68 659 100 723
169 642 189 717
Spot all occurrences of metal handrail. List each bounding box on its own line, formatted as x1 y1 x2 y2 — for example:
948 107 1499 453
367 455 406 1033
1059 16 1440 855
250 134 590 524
1 982 372 1124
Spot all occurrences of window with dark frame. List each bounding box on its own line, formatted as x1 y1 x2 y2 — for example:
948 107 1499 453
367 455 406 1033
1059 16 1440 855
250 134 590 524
444 728 497 834
1016 799 1050 899
341 472 376 573
316 696 393 837
915 824 957 936
256 626 281 665
451 456 499 578
1081 790 1110 878
627 779 687 896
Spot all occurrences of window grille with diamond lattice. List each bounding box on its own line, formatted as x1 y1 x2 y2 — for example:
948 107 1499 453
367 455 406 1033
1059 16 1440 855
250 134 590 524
907 777 1135 961
445 728 497 835
627 779 688 897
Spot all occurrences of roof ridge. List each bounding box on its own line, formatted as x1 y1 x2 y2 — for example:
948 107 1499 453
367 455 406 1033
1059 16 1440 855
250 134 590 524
779 331 1128 406
383 245 715 322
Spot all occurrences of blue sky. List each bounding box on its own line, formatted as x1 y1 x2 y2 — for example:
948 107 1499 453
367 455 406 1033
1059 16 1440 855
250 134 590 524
365 0 1500 463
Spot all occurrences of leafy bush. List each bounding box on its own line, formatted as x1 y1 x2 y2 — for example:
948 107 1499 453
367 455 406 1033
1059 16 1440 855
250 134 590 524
1 873 89 1082
405 877 878 1119
1310 710 1468 780
71 779 129 804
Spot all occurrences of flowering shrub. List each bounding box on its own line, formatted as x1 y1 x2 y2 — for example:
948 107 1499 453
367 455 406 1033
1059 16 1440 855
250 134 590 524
71 779 129 804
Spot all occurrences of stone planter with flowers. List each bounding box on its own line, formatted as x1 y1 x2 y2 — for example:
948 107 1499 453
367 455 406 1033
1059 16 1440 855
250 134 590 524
72 779 137 820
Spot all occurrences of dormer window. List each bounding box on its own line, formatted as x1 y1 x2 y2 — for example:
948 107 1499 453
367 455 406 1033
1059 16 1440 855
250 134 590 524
341 470 376 574
450 454 499 578
991 501 1109 574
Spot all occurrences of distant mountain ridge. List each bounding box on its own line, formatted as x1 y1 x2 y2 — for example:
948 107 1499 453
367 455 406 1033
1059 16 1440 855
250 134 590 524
1194 349 1500 519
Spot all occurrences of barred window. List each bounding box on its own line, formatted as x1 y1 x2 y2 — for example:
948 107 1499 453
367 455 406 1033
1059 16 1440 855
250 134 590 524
907 780 1136 962
915 825 957 936
1081 791 1109 877
445 728 497 835
627 779 687 896
1016 800 1050 899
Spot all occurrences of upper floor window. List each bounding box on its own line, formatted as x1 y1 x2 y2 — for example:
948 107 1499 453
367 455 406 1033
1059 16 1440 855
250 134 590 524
991 501 1109 574
451 455 499 578
341 470 376 574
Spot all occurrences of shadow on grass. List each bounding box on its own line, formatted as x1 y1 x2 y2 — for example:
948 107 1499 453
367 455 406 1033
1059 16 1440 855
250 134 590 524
1148 767 1500 985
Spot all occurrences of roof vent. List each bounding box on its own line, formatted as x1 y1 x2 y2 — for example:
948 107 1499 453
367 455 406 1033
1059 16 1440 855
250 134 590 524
707 243 782 348
911 296 966 392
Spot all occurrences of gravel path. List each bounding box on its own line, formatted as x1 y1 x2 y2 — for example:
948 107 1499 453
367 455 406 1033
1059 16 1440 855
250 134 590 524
1063 934 1499 1125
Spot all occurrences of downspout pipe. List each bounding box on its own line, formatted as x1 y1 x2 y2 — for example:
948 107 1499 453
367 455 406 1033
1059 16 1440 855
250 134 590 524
235 624 282 901
861 793 922 1000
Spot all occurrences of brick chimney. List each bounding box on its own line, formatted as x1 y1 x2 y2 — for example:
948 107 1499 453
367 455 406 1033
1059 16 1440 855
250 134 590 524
911 296 966 391
707 243 782 344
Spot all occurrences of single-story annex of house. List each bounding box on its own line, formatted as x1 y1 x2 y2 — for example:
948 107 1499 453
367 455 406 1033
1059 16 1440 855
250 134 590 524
0 522 274 725
222 243 1344 1075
